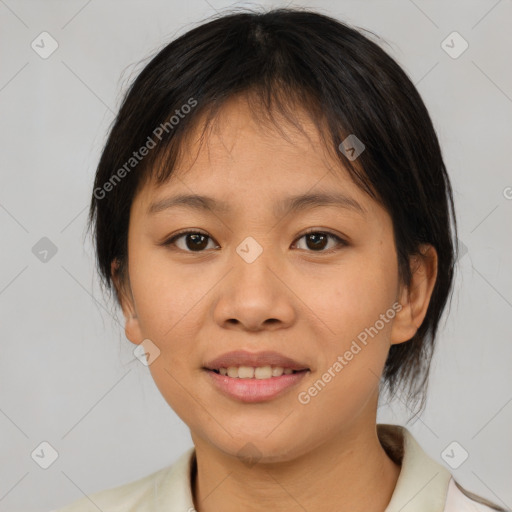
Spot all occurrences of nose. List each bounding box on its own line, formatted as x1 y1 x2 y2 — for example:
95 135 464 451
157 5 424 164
212 239 296 333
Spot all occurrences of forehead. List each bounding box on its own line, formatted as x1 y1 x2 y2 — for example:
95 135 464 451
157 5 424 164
133 95 376 218
176 95 338 175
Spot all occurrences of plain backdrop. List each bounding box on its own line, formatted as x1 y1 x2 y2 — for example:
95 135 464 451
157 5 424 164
0 1 511 511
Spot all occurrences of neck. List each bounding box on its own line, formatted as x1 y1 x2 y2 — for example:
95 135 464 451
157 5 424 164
191 418 401 512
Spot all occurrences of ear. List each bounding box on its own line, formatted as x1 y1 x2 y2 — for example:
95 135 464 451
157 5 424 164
111 259 143 346
390 244 438 344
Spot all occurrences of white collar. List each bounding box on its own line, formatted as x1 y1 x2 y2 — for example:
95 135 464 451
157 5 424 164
152 423 454 511
378 424 452 511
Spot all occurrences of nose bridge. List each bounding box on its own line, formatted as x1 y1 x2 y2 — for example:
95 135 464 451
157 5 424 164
231 234 277 289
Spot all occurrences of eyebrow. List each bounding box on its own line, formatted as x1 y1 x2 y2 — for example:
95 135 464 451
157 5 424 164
147 191 366 218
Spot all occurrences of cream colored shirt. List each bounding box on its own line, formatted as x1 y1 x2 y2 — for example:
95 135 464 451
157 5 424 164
51 424 505 511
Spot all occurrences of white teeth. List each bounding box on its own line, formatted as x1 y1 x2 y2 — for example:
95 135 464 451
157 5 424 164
227 366 239 378
238 366 254 379
271 366 283 377
215 366 301 378
254 366 272 379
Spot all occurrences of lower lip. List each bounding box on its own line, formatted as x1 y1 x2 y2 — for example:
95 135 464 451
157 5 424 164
204 369 309 403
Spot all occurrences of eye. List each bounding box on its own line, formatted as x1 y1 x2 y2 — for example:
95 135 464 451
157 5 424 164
292 229 347 253
162 230 219 252
162 228 347 254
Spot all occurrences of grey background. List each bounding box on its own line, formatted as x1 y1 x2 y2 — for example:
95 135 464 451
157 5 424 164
0 1 511 511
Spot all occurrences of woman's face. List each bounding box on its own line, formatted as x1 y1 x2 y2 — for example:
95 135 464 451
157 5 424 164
118 96 424 462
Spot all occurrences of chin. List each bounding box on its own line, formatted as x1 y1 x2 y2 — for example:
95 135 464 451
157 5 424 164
205 430 312 466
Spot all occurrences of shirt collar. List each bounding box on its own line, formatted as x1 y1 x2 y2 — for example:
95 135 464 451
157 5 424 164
378 424 452 512
159 423 452 511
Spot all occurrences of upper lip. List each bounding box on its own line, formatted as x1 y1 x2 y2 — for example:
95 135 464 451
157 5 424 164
203 350 309 371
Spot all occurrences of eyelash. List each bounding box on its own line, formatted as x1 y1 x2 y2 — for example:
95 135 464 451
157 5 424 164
161 228 348 254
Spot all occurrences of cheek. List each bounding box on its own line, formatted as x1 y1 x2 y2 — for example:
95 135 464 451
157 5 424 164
308 248 398 341
128 246 196 338
128 246 209 381
299 244 398 404
297 287 394 424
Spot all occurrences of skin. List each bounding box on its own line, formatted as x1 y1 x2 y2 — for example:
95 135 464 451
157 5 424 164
113 94 438 512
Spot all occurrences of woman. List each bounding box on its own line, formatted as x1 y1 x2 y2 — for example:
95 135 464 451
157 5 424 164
53 8 507 512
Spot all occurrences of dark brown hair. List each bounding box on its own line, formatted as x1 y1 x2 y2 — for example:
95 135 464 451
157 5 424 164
86 7 458 415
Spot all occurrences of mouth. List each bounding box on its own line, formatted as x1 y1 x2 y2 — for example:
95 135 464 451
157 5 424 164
202 350 310 402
